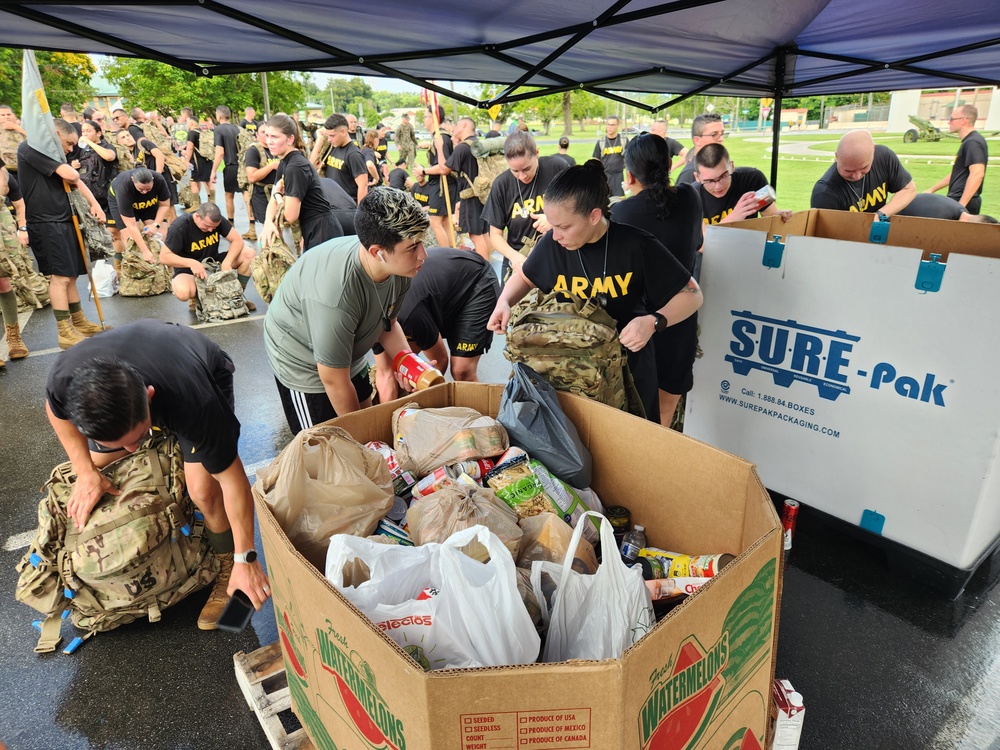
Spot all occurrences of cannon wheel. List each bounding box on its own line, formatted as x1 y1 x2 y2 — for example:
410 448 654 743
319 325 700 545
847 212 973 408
903 129 919 143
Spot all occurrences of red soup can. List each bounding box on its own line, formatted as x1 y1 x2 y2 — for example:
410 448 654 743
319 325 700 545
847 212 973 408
782 499 800 551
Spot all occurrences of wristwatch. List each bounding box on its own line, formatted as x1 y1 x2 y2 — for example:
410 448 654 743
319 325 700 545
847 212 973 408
234 549 258 564
17 226 27 232
651 312 668 332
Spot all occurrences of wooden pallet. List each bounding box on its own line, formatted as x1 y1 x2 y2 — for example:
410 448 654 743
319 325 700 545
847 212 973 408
234 641 315 750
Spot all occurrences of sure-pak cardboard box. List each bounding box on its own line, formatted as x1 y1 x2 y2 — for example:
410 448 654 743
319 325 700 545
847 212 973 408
686 209 1000 591
254 383 781 750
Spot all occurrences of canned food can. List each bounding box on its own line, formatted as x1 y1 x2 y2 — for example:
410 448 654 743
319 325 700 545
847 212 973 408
412 465 455 497
752 184 776 211
782 498 800 551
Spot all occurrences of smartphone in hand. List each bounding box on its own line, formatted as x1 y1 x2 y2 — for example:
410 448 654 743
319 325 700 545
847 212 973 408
216 589 254 633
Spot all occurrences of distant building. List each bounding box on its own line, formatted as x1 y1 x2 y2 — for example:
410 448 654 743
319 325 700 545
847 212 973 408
888 87 998 132
86 73 120 116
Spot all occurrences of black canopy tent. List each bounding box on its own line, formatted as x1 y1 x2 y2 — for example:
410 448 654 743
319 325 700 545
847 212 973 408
2 0 998 185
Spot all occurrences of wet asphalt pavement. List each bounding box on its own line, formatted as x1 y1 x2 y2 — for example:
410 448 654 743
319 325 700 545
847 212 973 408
1 189 999 749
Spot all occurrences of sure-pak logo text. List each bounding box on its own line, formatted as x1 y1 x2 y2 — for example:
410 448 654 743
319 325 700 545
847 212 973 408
726 311 950 406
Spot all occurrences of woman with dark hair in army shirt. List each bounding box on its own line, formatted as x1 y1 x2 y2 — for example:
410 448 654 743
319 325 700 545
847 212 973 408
489 160 703 423
482 130 568 281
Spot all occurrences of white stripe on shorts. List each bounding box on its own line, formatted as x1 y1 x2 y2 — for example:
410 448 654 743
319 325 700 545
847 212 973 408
291 389 313 430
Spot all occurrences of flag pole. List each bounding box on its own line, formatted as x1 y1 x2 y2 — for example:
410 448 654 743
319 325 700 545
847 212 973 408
22 49 107 328
65 182 107 328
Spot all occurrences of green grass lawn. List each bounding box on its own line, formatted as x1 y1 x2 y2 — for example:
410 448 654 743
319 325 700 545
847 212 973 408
403 131 998 217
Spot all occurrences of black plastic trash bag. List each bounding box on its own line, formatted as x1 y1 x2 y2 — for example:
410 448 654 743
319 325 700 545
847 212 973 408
497 363 592 488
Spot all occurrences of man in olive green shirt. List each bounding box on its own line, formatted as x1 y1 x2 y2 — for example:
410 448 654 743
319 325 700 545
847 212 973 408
263 187 430 433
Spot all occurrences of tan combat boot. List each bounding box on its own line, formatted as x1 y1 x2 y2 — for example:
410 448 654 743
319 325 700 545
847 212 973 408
197 552 234 631
57 318 87 349
5 323 28 359
242 226 257 241
70 310 110 337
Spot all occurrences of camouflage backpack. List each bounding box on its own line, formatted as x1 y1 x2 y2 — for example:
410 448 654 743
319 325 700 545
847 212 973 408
246 142 272 204
504 288 645 418
196 129 216 162
15 433 219 653
141 122 185 180
235 127 256 191
250 220 296 304
194 257 249 322
119 235 172 297
463 136 508 205
0 210 50 311
112 142 135 173
0 128 25 171
68 188 115 261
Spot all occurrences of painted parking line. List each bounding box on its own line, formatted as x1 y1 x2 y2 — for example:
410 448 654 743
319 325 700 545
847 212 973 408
3 455 276 552
12 313 265 360
2 530 35 552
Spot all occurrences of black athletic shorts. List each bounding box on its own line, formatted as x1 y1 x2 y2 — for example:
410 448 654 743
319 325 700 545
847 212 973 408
89 353 236 465
443 265 499 358
426 180 457 217
166 176 179 206
301 212 344 252
106 185 158 230
26 221 86 277
653 314 698 395
458 196 487 235
192 158 213 183
274 371 373 435
222 164 239 194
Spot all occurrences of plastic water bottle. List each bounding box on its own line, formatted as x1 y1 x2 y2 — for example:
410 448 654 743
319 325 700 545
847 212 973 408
620 524 646 562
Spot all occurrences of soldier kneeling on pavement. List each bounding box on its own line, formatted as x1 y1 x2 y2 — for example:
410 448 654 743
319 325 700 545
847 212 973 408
45 319 271 629
160 202 257 312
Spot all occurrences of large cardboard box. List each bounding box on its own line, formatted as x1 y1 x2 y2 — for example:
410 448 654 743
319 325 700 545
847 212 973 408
255 383 782 750
686 210 1000 580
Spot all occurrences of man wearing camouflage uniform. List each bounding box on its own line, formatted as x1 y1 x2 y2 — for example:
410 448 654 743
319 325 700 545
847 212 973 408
0 105 27 174
395 112 418 171
0 158 29 369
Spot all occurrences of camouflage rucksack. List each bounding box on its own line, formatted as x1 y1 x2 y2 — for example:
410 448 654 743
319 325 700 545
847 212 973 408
246 143 272 204
112 142 135 173
504 288 645 417
194 257 249 322
119 235 172 297
463 137 508 205
15 433 219 653
0 128 25 171
0 209 50 311
68 188 115 261
141 122 185 179
236 127 256 191
196 129 216 162
250 206 296 303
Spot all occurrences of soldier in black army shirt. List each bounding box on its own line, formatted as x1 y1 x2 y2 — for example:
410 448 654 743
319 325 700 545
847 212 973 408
161 202 256 310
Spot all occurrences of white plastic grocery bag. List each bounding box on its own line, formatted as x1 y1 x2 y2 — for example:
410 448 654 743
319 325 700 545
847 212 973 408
536 511 655 662
88 259 118 298
325 525 540 670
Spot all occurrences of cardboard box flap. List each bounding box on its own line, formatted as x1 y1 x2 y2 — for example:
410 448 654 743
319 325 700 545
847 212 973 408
728 209 1000 260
